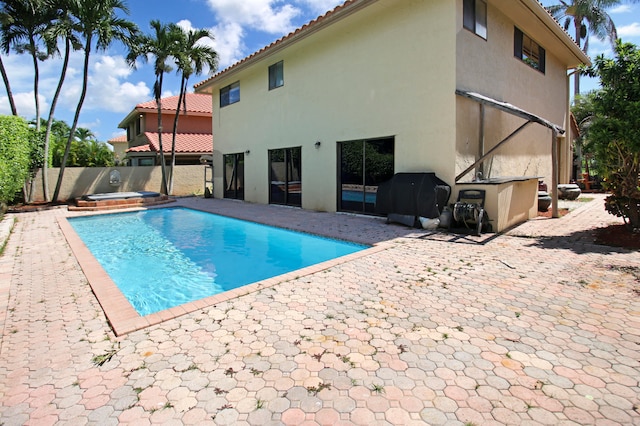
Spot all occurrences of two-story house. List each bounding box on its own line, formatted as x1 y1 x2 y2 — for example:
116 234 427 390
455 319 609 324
194 0 589 231
118 93 213 166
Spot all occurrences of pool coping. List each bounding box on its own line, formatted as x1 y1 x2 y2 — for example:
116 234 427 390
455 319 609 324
58 213 391 336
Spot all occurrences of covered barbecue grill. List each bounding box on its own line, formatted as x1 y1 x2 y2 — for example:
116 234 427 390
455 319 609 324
375 172 450 227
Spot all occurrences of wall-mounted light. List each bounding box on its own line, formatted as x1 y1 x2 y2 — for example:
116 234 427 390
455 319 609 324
245 149 250 155
314 141 321 149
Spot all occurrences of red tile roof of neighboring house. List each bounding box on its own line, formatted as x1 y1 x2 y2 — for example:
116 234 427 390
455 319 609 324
108 135 128 144
127 132 212 154
135 93 212 114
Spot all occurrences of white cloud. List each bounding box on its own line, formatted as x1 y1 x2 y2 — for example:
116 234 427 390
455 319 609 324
205 0 301 34
619 22 640 38
0 91 48 120
211 22 246 69
610 5 632 14
82 55 151 113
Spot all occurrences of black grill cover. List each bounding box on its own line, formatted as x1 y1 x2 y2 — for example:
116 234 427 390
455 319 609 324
375 173 450 219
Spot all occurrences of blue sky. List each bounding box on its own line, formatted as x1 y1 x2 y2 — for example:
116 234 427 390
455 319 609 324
0 0 639 142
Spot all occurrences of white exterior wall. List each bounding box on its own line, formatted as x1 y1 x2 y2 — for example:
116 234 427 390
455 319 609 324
210 0 457 212
455 0 570 184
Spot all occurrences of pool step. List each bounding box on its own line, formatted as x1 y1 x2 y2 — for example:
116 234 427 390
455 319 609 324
69 195 175 211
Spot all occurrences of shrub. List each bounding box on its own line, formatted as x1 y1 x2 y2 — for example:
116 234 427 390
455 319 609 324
0 116 32 205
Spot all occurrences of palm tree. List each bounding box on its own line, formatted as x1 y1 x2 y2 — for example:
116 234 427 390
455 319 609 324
0 5 16 115
167 24 218 194
546 0 640 95
74 126 95 142
127 20 180 195
51 0 138 202
0 0 57 131
40 0 82 201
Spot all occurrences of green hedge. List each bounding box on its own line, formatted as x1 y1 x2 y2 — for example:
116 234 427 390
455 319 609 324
0 115 31 204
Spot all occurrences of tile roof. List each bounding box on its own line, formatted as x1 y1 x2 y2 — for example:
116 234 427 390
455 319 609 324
135 93 212 114
127 132 213 154
108 135 128 143
194 0 587 90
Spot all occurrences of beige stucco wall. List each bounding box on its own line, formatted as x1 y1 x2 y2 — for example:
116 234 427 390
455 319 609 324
209 0 457 212
31 165 206 202
455 0 570 185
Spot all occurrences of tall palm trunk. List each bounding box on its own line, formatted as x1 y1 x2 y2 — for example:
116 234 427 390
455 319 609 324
29 35 40 131
168 77 188 195
574 19 583 96
43 36 71 202
0 56 17 115
52 35 92 203
155 71 168 195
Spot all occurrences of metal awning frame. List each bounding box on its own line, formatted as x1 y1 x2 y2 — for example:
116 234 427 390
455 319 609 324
455 90 566 218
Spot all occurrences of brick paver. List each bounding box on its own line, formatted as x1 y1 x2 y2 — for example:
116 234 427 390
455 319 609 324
1 194 639 425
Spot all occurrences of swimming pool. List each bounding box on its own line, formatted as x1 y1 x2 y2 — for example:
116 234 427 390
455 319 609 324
69 207 367 316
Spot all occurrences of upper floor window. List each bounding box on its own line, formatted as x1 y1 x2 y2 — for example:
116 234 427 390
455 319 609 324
463 0 487 39
220 81 240 107
135 116 142 135
514 27 546 73
269 61 284 90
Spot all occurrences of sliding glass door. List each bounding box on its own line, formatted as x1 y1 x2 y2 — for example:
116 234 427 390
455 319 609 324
269 147 302 207
223 153 244 200
338 137 394 214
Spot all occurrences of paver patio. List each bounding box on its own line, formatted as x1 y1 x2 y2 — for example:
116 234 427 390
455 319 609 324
0 194 638 425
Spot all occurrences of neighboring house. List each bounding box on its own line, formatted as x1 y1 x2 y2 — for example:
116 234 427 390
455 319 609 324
107 134 128 165
194 0 589 231
118 93 213 166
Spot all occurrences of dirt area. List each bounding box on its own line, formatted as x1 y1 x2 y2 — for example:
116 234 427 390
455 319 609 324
594 224 640 250
537 209 639 250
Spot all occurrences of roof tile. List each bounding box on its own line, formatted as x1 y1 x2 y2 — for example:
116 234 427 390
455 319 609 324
136 93 212 114
126 132 212 154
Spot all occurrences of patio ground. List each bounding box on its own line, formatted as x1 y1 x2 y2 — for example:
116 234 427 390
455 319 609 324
0 194 638 425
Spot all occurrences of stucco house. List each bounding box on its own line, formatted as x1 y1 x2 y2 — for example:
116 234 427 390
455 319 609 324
107 134 128 165
118 93 213 166
194 0 589 232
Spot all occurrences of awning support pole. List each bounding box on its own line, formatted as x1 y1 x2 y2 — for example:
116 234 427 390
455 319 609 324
477 104 485 178
552 130 559 218
456 121 532 182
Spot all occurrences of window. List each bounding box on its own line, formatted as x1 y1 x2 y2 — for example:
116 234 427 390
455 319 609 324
138 157 154 166
514 27 545 73
135 116 142 135
338 137 394 215
463 0 487 39
269 61 284 90
223 153 244 200
220 81 240 107
269 147 301 206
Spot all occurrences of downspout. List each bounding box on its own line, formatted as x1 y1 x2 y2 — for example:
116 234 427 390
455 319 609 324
553 69 577 218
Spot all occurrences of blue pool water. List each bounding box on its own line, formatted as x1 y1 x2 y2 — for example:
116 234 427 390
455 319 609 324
69 207 367 316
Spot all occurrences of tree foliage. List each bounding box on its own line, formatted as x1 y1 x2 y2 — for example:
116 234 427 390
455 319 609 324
0 115 31 204
584 40 640 231
168 24 217 194
546 0 640 95
52 0 138 202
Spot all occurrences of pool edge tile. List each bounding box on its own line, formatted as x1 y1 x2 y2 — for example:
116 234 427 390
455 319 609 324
57 211 393 336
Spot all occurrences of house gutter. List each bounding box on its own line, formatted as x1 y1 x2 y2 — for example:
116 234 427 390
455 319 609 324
194 0 379 93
